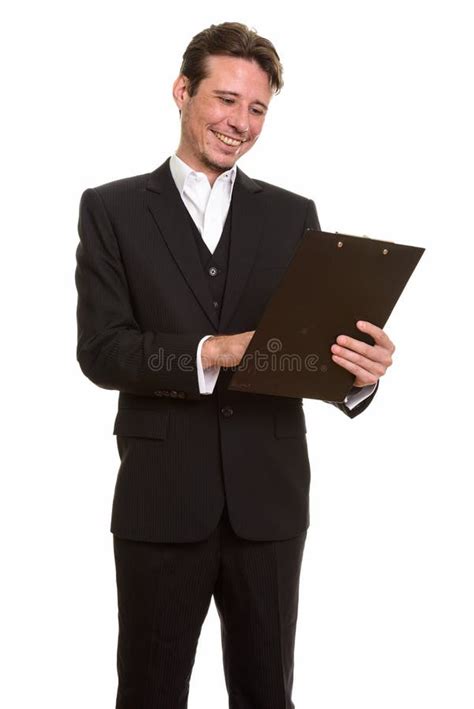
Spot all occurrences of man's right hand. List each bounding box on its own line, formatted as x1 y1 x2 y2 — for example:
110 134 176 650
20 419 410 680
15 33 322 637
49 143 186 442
201 331 255 369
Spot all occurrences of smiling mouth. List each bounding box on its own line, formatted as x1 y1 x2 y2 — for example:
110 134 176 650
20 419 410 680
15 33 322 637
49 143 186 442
211 130 245 147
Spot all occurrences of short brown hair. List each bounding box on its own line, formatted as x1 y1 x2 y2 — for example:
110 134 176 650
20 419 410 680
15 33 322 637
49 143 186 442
179 22 284 97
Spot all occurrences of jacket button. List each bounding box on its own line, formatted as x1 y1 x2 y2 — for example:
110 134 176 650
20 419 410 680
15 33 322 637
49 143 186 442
208 266 218 277
221 406 234 417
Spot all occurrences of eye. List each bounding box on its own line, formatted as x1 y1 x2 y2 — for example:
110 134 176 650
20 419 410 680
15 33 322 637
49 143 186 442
219 97 234 104
250 107 265 116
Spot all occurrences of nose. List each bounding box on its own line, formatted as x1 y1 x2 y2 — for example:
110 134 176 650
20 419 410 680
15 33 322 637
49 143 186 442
228 105 249 136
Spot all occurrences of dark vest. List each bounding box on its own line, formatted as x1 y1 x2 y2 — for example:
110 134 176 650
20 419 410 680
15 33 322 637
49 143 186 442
184 200 233 324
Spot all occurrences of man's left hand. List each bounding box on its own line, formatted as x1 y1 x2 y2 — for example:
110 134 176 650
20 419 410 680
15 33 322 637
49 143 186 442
330 320 395 387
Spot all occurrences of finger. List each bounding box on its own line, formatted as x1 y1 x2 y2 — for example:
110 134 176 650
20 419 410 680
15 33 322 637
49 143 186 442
356 321 395 352
332 349 387 377
332 342 393 368
331 354 381 385
335 336 376 360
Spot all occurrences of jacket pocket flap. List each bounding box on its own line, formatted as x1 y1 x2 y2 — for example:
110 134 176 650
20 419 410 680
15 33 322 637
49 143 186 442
113 409 169 439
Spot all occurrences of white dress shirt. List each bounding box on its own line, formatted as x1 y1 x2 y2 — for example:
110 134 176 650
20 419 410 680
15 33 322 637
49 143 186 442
169 152 376 409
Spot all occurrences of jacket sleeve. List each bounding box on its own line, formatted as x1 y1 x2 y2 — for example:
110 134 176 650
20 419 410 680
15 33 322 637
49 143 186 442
75 187 207 400
303 198 379 418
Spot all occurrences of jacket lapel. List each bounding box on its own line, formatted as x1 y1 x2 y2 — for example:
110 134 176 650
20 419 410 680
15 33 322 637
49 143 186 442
146 158 219 329
145 157 265 333
219 168 264 331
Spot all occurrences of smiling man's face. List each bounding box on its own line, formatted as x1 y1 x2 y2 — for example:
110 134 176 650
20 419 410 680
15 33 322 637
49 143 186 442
172 54 273 185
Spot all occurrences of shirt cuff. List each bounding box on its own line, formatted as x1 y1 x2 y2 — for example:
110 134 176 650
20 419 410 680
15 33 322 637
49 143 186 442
343 382 377 410
196 335 221 395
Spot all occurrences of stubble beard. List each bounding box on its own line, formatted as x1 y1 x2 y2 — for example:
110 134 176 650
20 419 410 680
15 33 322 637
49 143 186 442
199 149 237 175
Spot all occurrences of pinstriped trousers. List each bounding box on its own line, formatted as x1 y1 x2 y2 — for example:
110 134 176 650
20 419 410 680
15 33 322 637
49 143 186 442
113 502 307 709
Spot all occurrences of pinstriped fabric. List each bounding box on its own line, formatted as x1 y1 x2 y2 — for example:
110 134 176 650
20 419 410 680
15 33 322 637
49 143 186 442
76 159 377 544
213 508 306 709
113 503 306 709
77 157 378 709
114 525 220 708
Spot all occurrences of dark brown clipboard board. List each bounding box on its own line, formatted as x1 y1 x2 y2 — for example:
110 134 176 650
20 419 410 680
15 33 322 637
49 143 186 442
228 229 425 401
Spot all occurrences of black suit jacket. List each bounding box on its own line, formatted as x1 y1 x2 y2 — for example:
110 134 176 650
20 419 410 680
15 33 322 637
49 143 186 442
75 157 378 543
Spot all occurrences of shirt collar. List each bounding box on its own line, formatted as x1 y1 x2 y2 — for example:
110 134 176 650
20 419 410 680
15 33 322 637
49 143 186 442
169 153 237 196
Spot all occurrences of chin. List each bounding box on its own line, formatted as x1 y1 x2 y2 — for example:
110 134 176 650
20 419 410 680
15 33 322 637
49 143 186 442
204 152 236 172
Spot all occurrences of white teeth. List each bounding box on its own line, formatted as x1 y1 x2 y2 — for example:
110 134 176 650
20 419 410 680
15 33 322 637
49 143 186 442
212 131 241 146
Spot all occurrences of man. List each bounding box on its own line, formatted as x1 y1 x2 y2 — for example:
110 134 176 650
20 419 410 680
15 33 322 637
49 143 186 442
75 21 395 709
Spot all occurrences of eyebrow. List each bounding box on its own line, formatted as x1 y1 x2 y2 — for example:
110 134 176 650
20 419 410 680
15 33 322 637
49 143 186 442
211 90 268 111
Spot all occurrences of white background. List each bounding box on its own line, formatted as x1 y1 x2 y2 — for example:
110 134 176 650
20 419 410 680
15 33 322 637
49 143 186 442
2 1 473 707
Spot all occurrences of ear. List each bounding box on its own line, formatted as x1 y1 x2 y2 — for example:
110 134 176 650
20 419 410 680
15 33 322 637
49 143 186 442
172 74 189 111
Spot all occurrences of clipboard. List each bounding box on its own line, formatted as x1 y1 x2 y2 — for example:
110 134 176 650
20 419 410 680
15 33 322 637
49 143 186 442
228 229 425 401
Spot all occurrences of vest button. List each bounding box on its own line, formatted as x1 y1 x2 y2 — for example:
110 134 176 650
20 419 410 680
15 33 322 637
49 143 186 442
221 406 234 418
213 300 219 309
208 266 218 277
